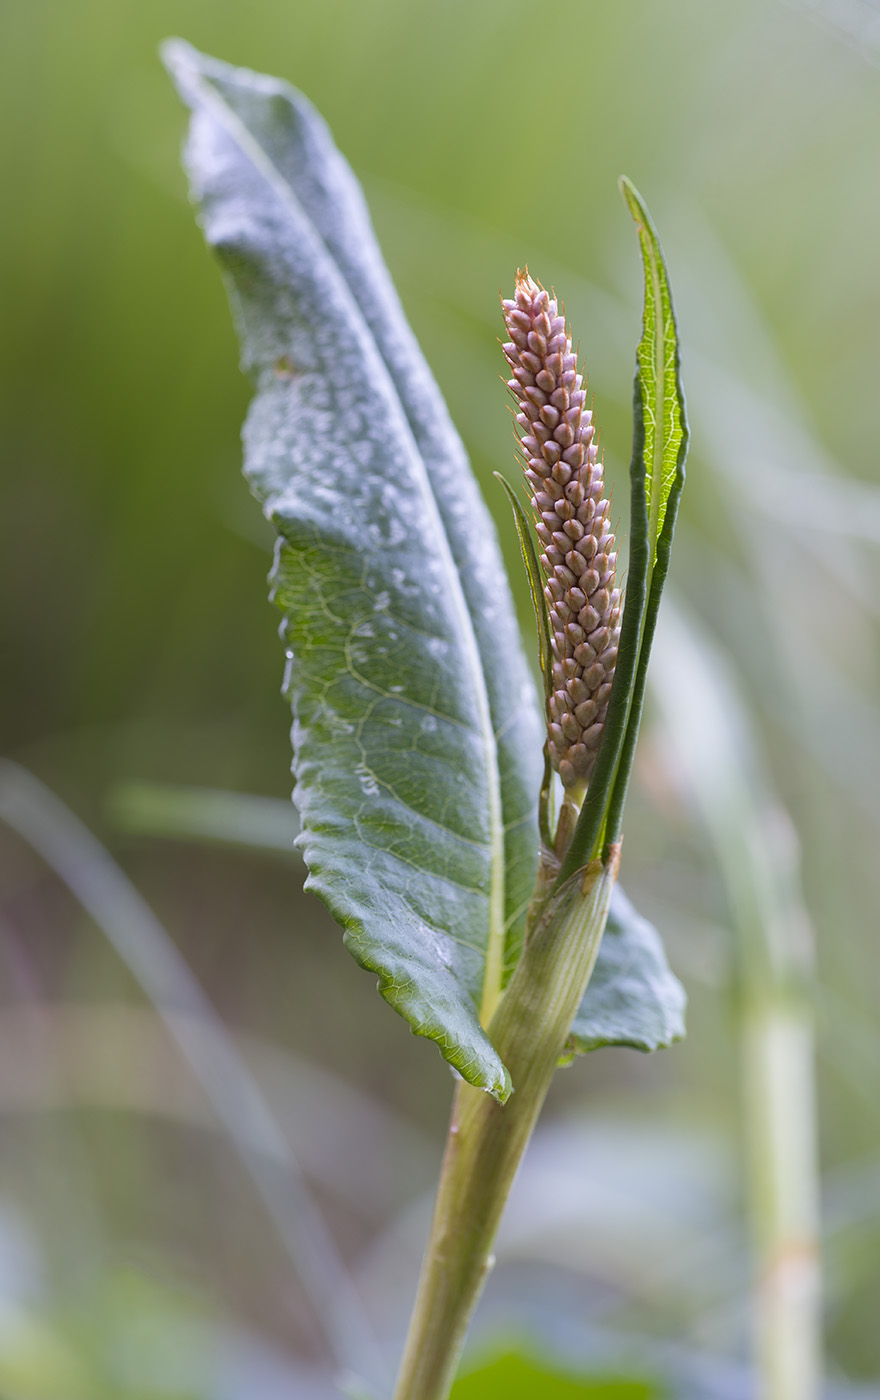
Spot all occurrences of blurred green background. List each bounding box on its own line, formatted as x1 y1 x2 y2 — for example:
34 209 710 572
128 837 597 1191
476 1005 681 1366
2 0 880 1395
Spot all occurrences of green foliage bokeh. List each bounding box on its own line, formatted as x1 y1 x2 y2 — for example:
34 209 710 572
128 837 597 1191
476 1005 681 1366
451 1350 661 1399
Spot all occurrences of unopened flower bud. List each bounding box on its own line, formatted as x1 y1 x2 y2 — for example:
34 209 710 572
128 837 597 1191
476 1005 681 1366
502 271 621 788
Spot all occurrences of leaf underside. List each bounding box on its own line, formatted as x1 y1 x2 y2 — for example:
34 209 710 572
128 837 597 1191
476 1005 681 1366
571 886 685 1054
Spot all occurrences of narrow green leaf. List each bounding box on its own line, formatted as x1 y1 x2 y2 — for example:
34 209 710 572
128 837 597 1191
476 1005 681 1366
493 471 554 848
569 886 686 1054
492 472 551 704
619 176 687 559
557 179 688 883
164 42 544 1100
602 178 689 848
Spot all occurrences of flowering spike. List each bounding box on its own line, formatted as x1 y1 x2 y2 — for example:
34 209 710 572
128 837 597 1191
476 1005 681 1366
502 271 621 791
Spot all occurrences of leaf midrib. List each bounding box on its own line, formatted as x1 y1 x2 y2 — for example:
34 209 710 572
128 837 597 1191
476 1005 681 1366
184 55 507 1027
646 245 666 572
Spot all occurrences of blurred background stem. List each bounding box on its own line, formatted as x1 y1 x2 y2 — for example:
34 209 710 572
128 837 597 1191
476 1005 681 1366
0 759 386 1391
651 603 821 1400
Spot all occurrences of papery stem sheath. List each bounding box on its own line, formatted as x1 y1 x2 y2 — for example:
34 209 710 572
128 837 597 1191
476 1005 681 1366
391 855 619 1400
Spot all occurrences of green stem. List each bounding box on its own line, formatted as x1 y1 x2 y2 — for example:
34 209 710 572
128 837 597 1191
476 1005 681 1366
742 1000 820 1400
649 607 821 1400
391 856 619 1400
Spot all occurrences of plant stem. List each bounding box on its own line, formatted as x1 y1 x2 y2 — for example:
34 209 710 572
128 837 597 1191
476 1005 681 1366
649 605 821 1400
743 999 820 1400
391 855 619 1400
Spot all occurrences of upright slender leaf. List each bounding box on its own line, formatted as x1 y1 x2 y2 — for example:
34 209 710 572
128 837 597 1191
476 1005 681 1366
620 177 687 557
492 473 551 706
164 41 544 1100
602 178 688 846
493 471 554 848
558 179 688 881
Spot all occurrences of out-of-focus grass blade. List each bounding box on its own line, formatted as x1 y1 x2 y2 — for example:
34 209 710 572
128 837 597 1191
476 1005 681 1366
0 760 386 1388
109 782 299 852
650 603 821 1400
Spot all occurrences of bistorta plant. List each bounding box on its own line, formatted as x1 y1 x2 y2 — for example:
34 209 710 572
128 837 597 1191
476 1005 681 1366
165 39 688 1400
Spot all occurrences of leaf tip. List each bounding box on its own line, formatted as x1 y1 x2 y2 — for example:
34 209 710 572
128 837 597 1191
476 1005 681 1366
159 35 195 80
618 174 649 232
493 1066 513 1105
160 37 210 115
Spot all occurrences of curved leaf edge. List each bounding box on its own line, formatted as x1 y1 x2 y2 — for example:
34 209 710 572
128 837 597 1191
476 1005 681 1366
567 885 687 1057
300 852 513 1104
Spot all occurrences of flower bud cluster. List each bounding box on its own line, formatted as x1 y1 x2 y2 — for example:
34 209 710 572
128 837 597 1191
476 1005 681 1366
502 271 620 790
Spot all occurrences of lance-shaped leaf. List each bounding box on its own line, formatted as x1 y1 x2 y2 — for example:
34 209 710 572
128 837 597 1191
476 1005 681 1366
164 41 544 1101
493 471 554 849
558 179 688 882
621 176 688 559
569 886 686 1054
492 473 551 709
601 177 688 846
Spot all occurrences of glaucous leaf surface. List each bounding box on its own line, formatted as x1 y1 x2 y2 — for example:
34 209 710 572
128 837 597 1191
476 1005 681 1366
571 886 686 1054
164 41 544 1099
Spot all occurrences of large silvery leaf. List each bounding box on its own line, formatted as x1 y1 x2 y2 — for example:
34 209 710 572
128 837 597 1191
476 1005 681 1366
570 887 686 1054
164 41 544 1100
